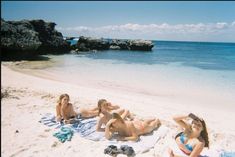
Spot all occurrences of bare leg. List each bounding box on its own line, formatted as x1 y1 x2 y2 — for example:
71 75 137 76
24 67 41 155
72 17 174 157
80 108 99 118
90 107 99 111
143 118 161 134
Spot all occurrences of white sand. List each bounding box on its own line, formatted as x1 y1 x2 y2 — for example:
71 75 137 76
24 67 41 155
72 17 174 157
1 64 235 157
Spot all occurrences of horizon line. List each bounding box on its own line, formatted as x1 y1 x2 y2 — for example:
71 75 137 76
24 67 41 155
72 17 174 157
63 36 235 44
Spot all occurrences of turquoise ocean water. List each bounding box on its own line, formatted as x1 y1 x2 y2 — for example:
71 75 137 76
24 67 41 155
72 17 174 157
43 40 235 107
77 40 235 71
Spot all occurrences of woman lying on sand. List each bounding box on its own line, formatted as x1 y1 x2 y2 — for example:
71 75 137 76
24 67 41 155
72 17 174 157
56 95 122 123
168 113 209 157
96 99 134 132
105 113 161 141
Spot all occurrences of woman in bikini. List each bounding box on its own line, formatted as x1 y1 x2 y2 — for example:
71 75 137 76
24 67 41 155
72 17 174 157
105 113 161 141
96 99 134 132
168 113 209 157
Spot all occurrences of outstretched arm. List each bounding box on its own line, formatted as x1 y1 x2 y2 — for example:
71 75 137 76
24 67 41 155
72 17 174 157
107 103 120 110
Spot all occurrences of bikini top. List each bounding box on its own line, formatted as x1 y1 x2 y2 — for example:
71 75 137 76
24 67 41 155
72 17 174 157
175 132 194 152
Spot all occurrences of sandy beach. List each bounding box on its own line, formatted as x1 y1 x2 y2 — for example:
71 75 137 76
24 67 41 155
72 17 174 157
1 63 235 157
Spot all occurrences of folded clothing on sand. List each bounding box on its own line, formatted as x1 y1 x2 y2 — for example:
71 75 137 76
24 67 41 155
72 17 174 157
104 145 135 156
53 126 74 143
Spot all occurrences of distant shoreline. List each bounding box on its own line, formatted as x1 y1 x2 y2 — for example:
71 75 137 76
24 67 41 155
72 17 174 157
63 36 235 44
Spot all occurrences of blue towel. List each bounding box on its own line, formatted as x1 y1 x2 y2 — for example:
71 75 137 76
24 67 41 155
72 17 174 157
39 113 98 138
39 113 65 129
71 118 97 137
53 126 74 143
220 151 235 157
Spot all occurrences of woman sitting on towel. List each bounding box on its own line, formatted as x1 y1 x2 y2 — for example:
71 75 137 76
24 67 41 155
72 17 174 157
105 113 161 141
96 99 134 132
56 94 79 124
168 113 209 157
56 95 122 123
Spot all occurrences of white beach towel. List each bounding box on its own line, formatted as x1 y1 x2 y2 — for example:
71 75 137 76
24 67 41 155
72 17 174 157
106 126 169 154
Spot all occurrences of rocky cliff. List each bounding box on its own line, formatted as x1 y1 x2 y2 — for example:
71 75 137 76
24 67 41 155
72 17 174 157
1 19 69 60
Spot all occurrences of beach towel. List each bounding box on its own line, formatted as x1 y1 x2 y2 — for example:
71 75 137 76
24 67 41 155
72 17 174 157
39 113 169 152
104 126 169 154
39 113 64 129
219 151 235 157
39 113 98 137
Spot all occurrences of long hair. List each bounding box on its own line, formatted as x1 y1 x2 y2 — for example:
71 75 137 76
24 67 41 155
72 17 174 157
200 119 209 148
97 99 107 115
57 94 70 104
112 113 125 124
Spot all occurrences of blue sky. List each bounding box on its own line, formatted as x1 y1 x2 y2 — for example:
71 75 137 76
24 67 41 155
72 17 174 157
2 1 235 42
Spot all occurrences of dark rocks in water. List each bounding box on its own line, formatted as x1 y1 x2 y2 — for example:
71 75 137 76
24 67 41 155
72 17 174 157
76 36 110 51
74 36 154 52
1 19 69 60
129 40 154 51
110 39 129 50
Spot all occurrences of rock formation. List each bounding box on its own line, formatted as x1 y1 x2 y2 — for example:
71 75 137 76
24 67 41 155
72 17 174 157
1 19 69 60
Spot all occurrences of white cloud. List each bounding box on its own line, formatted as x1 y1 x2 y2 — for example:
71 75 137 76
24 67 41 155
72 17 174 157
56 22 235 42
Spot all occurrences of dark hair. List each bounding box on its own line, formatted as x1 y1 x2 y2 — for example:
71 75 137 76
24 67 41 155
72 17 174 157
200 119 209 148
97 99 107 115
58 94 70 104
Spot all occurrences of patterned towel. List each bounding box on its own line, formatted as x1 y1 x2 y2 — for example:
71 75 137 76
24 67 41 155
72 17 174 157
39 113 98 138
40 113 169 153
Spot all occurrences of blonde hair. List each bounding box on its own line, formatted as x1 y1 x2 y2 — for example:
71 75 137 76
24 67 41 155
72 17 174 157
112 113 125 124
97 99 107 115
57 94 70 104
